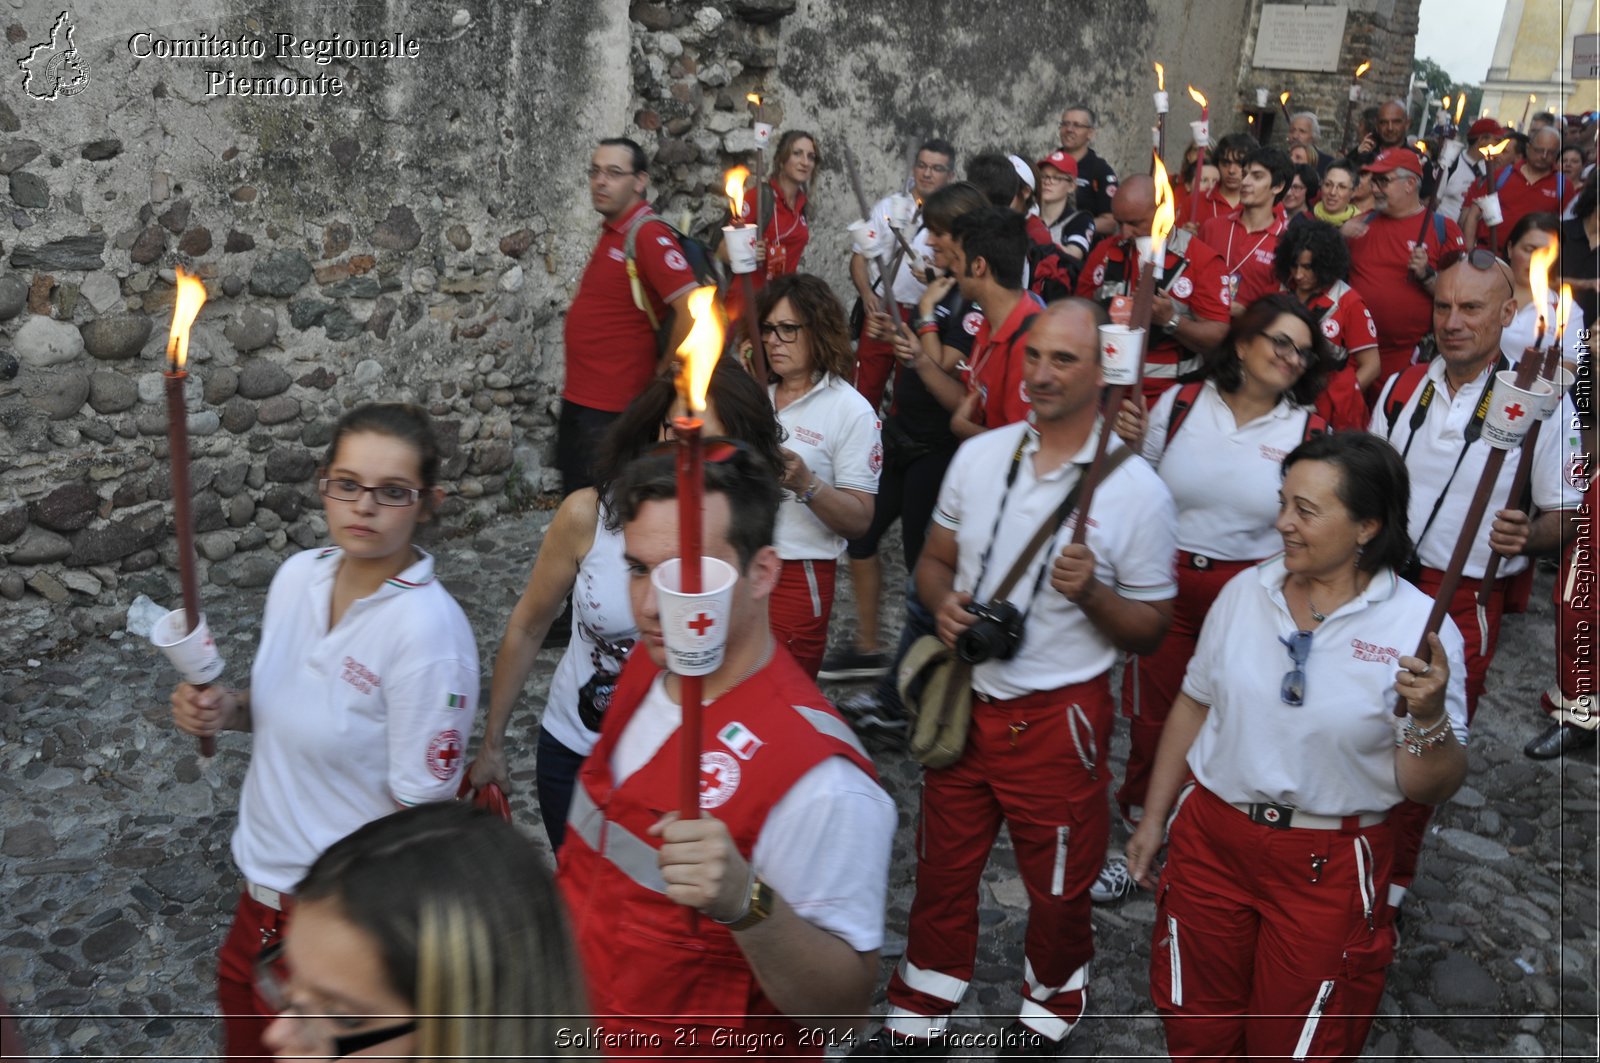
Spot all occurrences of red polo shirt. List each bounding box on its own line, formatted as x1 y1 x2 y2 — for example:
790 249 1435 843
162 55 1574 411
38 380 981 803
965 293 1044 429
1346 209 1463 385
1185 185 1238 227
738 179 809 281
1198 205 1288 306
1463 164 1565 253
563 201 700 412
1303 280 1380 430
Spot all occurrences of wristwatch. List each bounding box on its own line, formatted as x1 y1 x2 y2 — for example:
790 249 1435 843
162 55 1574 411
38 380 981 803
717 876 775 931
1159 316 1179 336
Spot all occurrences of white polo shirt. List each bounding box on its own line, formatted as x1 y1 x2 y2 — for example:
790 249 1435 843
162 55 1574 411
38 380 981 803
773 373 882 561
1142 380 1322 560
1372 358 1580 578
233 547 480 892
933 421 1179 698
862 193 935 306
611 675 897 952
1183 558 1468 815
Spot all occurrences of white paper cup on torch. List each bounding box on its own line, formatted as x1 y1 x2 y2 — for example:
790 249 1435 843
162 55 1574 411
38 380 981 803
1477 192 1504 227
887 193 917 230
752 121 773 146
1438 139 1465 168
1154 91 1169 114
652 557 738 676
848 219 879 255
1256 88 1270 107
1190 119 1210 147
1349 84 1361 102
1539 366 1574 418
1098 324 1145 387
722 225 759 275
1481 371 1553 449
151 609 226 685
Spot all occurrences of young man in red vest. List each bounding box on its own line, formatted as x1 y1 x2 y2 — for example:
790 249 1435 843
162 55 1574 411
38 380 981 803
557 447 896 1057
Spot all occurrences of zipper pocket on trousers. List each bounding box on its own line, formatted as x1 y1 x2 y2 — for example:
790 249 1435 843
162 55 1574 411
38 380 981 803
1293 979 1335 1060
1167 914 1183 1006
1050 826 1069 896
1067 704 1098 779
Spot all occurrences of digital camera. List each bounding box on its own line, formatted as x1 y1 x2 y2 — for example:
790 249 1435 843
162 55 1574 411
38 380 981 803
956 600 1025 664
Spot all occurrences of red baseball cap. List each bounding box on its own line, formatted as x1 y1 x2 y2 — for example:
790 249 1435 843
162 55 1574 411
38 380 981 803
1037 150 1079 178
1363 147 1423 175
1467 118 1508 140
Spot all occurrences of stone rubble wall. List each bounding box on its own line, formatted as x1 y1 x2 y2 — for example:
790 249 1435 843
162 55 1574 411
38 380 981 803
0 0 1277 661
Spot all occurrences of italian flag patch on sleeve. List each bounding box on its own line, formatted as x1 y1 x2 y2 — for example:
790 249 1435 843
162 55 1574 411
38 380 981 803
717 721 763 760
446 692 468 709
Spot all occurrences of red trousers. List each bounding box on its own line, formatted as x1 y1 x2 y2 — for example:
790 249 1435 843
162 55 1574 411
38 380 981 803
853 307 909 413
887 678 1113 1042
1120 554 1254 822
1544 483 1597 724
217 889 292 1061
768 558 836 679
1389 566 1506 904
1152 786 1394 1062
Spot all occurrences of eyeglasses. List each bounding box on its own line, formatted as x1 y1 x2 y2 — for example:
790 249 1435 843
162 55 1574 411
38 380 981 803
256 941 418 1058
1040 171 1073 184
319 479 423 507
1370 172 1416 188
1439 247 1515 289
1280 629 1313 705
1059 121 1093 131
1267 333 1312 364
586 165 639 180
759 320 806 342
914 161 951 174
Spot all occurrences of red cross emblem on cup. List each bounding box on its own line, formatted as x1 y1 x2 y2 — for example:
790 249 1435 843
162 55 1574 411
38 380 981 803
687 611 716 636
1503 403 1526 422
1104 343 1118 359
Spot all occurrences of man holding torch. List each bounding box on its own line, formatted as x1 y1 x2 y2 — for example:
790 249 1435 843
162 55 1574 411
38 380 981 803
856 298 1177 1056
1371 253 1581 913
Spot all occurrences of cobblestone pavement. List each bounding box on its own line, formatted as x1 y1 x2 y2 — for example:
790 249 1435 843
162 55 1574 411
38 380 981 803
0 507 1596 1060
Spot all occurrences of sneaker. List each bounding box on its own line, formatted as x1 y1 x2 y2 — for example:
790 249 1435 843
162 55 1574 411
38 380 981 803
835 691 908 734
819 647 892 681
1089 855 1136 904
848 1030 949 1058
995 1022 1065 1058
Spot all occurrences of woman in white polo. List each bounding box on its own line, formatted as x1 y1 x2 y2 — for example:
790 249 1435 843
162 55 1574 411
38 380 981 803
1126 432 1468 1061
170 403 478 1061
755 273 880 678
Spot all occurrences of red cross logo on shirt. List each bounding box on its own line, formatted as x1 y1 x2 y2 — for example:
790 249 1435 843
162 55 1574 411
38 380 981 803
688 612 715 636
426 729 464 780
1504 403 1526 422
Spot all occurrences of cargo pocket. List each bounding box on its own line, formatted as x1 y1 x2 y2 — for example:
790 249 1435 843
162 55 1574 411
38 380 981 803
1150 881 1184 1008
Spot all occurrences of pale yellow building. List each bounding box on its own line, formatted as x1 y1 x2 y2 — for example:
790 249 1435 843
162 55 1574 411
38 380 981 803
1480 0 1600 124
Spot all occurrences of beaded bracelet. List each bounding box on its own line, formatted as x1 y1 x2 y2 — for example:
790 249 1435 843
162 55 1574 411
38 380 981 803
797 476 821 505
1399 712 1453 757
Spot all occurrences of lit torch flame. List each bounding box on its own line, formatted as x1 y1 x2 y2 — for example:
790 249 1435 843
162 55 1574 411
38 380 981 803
1455 96 1467 124
1415 140 1429 154
724 165 750 223
1556 284 1574 345
1443 95 1451 110
167 268 207 373
1280 91 1290 106
1187 85 1207 108
1482 137 1511 158
1154 62 1164 91
1529 238 1559 341
676 287 722 416
1355 60 1371 79
1151 152 1176 269
746 92 761 106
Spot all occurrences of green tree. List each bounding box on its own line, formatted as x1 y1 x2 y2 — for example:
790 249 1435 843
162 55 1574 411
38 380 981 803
1412 56 1483 133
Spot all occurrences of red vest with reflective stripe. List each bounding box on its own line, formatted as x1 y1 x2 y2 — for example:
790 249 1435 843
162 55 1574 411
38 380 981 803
557 645 878 1057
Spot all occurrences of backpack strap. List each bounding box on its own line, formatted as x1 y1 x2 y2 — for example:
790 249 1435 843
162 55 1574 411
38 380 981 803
623 210 675 333
1302 409 1331 441
1161 381 1205 455
1381 364 1431 436
1493 164 1514 193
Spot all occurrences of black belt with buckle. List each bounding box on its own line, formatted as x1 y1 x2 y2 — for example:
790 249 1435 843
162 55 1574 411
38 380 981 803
1182 551 1212 570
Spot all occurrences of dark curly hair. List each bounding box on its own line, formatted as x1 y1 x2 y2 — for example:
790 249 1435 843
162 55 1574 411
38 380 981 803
1273 219 1350 292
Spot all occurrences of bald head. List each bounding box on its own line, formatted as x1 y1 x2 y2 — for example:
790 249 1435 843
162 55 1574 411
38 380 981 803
1433 257 1517 371
1040 295 1109 335
1376 100 1408 146
1111 175 1156 237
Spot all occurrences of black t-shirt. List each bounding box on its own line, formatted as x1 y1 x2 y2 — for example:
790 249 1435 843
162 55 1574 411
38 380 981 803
1561 216 1599 331
887 286 979 454
1073 148 1119 219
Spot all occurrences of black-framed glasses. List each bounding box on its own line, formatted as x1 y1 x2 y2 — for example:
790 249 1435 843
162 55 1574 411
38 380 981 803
256 941 418 1058
1268 333 1312 364
759 321 806 342
1280 629 1313 706
319 478 422 507
914 161 952 173
586 165 639 180
1058 120 1093 131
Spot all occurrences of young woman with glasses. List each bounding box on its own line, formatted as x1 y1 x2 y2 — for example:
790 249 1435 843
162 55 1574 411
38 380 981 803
260 802 586 1060
755 273 880 677
1097 295 1336 902
1125 431 1467 1061
463 361 785 849
169 403 479 1060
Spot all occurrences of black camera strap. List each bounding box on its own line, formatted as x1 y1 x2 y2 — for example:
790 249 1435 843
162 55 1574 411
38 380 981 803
973 437 1136 609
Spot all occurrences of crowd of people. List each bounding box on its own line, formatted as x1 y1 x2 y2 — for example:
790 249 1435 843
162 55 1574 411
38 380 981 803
150 92 1592 1062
